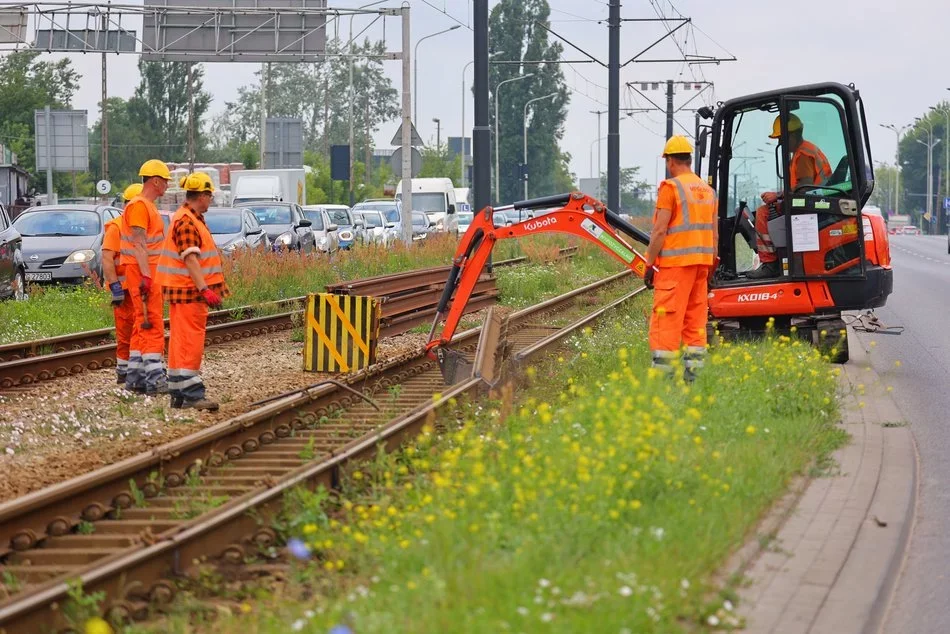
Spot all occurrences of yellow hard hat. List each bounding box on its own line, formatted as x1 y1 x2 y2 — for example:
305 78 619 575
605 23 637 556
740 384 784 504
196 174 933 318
138 159 172 180
662 135 693 156
122 183 143 201
769 114 803 139
180 172 215 193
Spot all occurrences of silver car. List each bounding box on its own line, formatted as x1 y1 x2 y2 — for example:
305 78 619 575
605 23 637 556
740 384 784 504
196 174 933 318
301 206 340 253
13 205 121 284
205 208 271 254
353 210 394 245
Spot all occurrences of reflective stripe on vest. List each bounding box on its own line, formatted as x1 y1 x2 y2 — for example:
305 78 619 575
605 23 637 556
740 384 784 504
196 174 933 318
790 140 832 190
118 196 165 268
656 173 716 268
154 206 226 290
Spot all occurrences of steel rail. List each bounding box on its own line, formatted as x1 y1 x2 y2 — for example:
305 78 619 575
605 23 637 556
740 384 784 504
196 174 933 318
0 271 643 634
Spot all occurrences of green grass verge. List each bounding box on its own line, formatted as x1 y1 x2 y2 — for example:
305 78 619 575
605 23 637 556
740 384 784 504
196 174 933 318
165 309 845 634
0 234 575 345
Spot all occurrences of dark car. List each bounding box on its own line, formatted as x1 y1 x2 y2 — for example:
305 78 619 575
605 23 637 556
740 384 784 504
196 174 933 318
0 204 26 300
204 208 270 254
411 210 436 242
13 205 122 284
234 202 315 253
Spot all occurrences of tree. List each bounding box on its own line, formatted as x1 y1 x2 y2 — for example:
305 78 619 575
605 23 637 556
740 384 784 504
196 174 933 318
869 163 901 213
215 39 399 160
0 51 80 192
418 144 461 180
600 166 652 215
898 105 950 231
489 0 570 203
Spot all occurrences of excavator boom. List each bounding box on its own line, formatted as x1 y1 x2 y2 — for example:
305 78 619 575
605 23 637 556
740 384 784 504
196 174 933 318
425 192 651 360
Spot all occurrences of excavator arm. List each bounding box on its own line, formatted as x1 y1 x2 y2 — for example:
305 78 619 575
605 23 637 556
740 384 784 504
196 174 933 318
425 191 652 361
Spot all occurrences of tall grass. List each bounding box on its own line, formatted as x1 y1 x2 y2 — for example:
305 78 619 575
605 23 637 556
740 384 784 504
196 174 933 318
198 314 844 634
0 234 579 344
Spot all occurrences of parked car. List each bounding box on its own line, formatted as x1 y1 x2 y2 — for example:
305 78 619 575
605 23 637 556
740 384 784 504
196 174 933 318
312 204 363 249
457 211 474 234
0 204 26 300
234 201 315 253
411 211 436 242
353 210 393 245
493 211 511 228
900 225 920 236
353 199 402 240
12 205 122 284
300 206 340 253
204 208 271 253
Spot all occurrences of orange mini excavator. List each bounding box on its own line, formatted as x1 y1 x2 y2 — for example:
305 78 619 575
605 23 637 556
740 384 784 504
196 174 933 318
425 82 892 373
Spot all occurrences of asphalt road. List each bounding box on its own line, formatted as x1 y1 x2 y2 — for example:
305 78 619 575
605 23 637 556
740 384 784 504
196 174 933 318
853 234 950 633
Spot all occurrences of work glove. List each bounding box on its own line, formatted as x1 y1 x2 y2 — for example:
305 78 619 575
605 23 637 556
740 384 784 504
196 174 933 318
201 287 223 308
644 265 659 290
109 281 125 306
139 275 153 295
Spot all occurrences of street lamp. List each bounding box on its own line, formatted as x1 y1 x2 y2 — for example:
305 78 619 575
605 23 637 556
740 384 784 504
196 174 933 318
414 25 461 125
590 136 607 179
880 123 910 215
931 105 950 230
494 73 534 204
522 92 557 199
915 130 941 234
347 0 387 206
433 117 441 149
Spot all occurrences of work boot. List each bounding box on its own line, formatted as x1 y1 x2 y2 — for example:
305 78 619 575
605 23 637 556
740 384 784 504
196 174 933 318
170 395 184 408
145 383 169 397
746 261 781 279
179 397 219 412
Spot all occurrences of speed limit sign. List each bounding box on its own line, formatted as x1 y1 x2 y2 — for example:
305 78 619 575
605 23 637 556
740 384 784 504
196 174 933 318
96 180 111 195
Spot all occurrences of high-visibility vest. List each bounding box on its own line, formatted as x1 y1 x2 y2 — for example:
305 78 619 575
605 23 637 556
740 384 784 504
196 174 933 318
119 195 165 268
155 205 225 290
655 172 717 268
790 140 832 190
103 217 127 289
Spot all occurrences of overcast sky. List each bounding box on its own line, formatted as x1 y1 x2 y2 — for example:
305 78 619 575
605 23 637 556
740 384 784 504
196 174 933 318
25 0 950 193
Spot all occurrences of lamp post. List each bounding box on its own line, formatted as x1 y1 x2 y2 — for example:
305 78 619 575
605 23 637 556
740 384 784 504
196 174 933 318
494 73 534 204
880 123 910 215
590 136 607 179
915 117 938 233
522 92 557 200
433 117 441 149
414 25 461 125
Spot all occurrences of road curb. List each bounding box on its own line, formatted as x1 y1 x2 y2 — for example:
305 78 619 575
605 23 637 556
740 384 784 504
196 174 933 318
733 330 917 633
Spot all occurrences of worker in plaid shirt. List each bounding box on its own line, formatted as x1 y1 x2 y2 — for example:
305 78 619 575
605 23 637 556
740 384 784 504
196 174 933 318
155 172 230 410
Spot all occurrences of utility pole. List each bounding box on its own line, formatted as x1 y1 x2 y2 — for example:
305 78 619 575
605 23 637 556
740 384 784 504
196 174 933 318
100 14 109 184
665 79 674 178
259 62 269 168
399 5 413 244
591 109 605 184
187 63 195 171
607 0 620 213
474 0 491 269
433 117 441 149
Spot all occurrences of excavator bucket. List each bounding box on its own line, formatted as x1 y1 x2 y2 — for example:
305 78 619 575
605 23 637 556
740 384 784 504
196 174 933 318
435 347 473 385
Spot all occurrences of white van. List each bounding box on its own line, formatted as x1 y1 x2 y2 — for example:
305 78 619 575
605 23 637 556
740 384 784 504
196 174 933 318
395 178 459 235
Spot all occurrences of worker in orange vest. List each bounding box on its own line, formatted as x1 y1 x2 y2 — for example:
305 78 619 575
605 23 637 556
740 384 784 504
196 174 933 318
155 172 229 410
747 114 832 278
120 160 171 395
643 136 718 381
101 183 143 384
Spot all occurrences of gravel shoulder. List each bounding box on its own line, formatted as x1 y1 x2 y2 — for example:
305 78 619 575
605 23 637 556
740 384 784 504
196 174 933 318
0 331 427 503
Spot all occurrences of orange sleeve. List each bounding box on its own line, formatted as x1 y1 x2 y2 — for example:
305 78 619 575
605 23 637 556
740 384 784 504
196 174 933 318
102 222 120 253
794 154 817 186
124 200 149 231
656 182 676 211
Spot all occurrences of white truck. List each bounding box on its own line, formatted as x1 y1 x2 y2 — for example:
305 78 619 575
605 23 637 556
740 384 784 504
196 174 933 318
231 169 306 206
396 177 459 234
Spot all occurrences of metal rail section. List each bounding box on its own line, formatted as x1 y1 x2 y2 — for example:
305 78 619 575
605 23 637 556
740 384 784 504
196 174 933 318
0 250 576 390
0 271 638 632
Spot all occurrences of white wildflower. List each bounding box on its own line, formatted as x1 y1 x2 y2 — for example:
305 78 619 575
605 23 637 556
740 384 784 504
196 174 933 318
618 586 633 597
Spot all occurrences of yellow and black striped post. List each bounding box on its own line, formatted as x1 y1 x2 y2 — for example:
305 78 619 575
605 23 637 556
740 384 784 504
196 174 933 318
303 293 380 373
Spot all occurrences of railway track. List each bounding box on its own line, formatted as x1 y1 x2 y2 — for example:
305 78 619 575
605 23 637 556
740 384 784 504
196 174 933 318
0 248 577 391
0 269 639 633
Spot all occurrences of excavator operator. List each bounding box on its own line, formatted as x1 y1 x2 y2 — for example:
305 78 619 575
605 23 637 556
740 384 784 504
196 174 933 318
747 113 832 278
644 135 718 382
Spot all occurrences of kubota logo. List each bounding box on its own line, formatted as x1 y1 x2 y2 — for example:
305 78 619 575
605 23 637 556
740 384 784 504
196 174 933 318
524 216 557 231
737 292 779 302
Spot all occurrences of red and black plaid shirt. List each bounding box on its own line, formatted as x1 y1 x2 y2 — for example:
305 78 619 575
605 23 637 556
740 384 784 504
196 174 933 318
162 210 230 304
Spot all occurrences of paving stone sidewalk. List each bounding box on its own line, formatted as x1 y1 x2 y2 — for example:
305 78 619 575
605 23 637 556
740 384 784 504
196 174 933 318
734 332 917 634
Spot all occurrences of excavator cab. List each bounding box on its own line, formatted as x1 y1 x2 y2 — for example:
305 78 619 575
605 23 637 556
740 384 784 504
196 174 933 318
701 82 893 359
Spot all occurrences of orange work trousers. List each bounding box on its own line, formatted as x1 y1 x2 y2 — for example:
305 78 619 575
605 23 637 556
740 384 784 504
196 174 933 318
168 301 208 401
113 293 134 382
755 204 778 263
648 264 711 353
125 265 165 391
